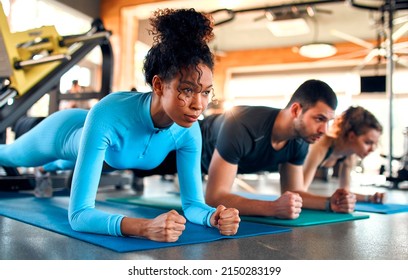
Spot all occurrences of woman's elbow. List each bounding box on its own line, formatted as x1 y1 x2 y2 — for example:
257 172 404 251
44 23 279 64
68 209 87 232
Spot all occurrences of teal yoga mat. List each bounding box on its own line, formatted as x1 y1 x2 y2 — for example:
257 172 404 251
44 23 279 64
0 194 291 252
240 209 368 226
110 195 184 211
108 193 370 227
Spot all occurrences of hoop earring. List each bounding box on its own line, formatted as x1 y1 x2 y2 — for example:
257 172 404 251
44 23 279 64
210 91 218 105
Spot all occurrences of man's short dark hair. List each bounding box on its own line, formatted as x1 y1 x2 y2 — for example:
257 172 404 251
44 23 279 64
286 79 338 111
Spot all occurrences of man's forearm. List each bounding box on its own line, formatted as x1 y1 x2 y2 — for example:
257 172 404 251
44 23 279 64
207 192 276 216
293 190 327 210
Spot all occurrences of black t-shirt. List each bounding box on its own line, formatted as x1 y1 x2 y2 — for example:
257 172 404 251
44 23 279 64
200 106 309 174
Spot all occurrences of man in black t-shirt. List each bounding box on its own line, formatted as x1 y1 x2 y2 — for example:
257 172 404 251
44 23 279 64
131 80 357 218
203 80 355 219
200 106 309 175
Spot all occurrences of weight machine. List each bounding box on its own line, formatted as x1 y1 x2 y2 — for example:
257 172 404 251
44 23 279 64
0 2 122 191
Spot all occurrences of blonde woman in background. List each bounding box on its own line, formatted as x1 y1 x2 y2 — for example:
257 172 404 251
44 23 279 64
302 106 384 212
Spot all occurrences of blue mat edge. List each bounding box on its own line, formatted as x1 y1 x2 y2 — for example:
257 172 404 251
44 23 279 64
0 195 292 252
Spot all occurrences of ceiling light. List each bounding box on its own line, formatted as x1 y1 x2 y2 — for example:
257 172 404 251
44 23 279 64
264 10 275 21
298 42 337 58
266 17 310 37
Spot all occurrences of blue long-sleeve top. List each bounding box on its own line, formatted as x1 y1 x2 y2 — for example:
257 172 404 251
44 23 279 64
0 92 216 236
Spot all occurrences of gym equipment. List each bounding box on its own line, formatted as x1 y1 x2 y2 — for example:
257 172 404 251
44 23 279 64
386 127 408 188
0 2 114 191
0 3 113 133
349 1 408 189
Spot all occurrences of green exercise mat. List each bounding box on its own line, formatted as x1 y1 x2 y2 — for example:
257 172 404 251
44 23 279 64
110 195 183 211
108 194 370 227
240 209 369 226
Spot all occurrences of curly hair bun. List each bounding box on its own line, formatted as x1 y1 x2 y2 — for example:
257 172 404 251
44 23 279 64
150 8 214 47
143 8 215 87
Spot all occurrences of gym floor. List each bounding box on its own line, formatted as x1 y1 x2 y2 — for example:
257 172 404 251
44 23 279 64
0 173 407 260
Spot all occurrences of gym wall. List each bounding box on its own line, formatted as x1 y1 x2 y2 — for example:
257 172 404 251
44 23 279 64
55 0 100 19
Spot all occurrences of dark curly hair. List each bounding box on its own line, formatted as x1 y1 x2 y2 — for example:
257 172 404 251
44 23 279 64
143 8 215 91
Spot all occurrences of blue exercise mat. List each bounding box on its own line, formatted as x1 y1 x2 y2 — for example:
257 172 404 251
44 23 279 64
354 202 408 214
0 194 291 252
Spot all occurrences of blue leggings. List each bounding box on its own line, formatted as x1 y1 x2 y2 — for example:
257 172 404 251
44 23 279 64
0 109 86 171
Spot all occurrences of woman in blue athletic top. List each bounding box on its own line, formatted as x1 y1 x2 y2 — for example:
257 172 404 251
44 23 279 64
0 8 240 242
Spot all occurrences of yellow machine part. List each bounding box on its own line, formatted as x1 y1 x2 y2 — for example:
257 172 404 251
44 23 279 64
0 2 68 96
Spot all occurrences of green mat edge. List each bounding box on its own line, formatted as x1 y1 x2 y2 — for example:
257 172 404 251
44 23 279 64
240 210 370 227
108 196 183 211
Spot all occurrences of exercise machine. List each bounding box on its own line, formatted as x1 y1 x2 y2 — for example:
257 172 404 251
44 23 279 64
0 4 113 133
0 2 130 191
